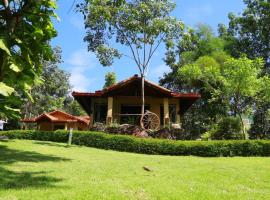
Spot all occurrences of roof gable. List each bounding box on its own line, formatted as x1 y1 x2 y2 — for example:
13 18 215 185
49 110 78 121
103 75 171 97
21 110 90 125
73 75 189 98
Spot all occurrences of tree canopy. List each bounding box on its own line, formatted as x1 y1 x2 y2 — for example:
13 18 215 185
226 0 270 137
0 0 58 119
228 0 270 73
78 0 183 119
179 55 270 136
21 47 86 118
103 72 117 88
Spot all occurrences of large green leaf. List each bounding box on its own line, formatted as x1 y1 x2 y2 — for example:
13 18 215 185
9 63 22 73
0 82 15 96
4 105 20 112
0 39 11 56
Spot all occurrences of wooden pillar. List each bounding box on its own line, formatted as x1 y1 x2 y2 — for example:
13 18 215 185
74 123 78 131
163 98 170 126
107 97 113 125
90 114 94 127
176 101 181 125
24 123 28 130
65 123 68 131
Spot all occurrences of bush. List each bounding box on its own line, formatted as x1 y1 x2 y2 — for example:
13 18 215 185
1 130 270 157
210 116 243 140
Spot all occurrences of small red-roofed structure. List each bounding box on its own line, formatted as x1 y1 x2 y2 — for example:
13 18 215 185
21 110 91 131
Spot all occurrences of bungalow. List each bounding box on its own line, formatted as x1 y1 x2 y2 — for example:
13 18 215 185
21 110 90 131
72 75 200 129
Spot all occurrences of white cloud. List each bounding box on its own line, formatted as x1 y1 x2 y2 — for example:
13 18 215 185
70 71 97 92
149 64 171 79
185 5 213 21
66 49 98 92
67 49 96 67
69 15 84 30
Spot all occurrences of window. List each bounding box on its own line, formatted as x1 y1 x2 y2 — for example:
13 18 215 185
120 105 150 125
94 104 108 123
169 104 177 123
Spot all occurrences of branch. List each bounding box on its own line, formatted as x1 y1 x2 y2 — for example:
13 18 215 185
68 0 77 14
115 24 143 74
145 34 165 67
135 44 141 67
4 0 33 34
143 32 146 69
122 53 140 63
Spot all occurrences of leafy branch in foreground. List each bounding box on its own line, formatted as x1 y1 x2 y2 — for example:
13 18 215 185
0 0 58 118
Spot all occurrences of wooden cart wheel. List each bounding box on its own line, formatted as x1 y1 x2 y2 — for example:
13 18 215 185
140 110 160 131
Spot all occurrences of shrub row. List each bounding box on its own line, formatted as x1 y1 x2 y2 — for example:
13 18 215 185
1 130 270 157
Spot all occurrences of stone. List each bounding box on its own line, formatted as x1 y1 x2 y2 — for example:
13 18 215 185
119 124 135 134
155 128 176 139
133 130 149 138
105 126 120 134
171 123 181 129
90 122 105 132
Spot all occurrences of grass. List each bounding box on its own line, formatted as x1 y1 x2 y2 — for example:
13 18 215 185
0 140 269 200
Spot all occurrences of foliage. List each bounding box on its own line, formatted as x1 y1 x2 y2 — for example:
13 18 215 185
228 0 270 72
0 0 58 119
179 55 270 136
78 0 183 117
1 130 270 157
103 72 116 88
160 25 230 136
64 98 87 116
21 47 86 118
210 116 243 140
227 0 270 136
249 108 270 139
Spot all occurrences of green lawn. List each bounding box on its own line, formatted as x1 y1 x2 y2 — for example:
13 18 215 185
0 140 269 200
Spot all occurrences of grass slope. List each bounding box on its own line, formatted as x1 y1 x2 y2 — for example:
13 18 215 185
0 140 269 200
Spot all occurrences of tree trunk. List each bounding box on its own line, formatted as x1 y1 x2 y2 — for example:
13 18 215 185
237 111 246 140
140 74 145 128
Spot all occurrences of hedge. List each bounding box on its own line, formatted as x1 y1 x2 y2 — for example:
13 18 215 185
1 130 270 157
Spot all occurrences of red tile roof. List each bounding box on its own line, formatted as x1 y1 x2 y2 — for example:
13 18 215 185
21 110 91 125
72 74 200 99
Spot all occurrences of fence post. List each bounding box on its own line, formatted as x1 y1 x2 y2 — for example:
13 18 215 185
68 128 73 146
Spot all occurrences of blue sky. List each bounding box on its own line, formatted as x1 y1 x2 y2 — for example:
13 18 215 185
51 0 245 92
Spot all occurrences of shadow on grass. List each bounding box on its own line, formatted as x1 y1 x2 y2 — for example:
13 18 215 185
33 141 68 148
0 145 70 164
0 168 63 189
0 144 70 189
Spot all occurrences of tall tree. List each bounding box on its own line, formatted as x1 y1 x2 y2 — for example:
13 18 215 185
160 25 230 136
78 0 183 126
103 72 116 88
228 0 270 73
179 56 270 137
227 0 270 136
0 0 58 119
